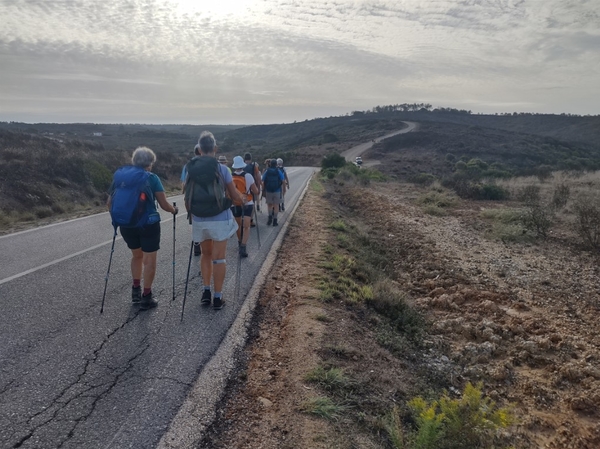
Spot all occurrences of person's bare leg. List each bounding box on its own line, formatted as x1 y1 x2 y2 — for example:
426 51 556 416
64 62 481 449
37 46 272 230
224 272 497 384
142 251 158 290
241 216 251 245
131 248 143 281
200 240 213 287
212 240 228 293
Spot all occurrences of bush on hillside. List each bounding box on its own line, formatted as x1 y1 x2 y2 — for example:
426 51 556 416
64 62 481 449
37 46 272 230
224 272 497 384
321 153 346 169
574 196 600 251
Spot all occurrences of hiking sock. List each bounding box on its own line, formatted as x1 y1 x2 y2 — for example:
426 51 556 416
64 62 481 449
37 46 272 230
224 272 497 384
133 279 141 288
143 287 152 296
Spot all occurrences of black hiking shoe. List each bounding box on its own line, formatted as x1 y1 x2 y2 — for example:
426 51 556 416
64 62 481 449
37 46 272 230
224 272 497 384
239 244 248 258
140 292 158 310
273 218 278 226
281 203 285 212
267 215 273 226
213 296 225 310
201 289 212 305
194 242 201 256
132 286 142 304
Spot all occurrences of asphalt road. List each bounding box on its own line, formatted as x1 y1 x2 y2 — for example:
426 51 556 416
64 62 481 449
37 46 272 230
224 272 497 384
0 167 314 449
341 121 417 164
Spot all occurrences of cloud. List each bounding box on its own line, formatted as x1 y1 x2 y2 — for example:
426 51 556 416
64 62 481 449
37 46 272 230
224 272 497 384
0 0 599 123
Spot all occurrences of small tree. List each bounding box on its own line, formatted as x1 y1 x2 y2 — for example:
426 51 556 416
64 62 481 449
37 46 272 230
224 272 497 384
321 153 346 170
574 196 600 251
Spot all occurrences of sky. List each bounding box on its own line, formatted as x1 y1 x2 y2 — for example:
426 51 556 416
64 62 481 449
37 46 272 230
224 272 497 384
0 0 599 125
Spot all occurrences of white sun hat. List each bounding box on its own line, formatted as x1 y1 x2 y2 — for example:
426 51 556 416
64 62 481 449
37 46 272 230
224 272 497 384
232 155 246 169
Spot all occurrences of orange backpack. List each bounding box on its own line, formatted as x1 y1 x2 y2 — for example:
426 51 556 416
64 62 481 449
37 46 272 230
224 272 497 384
232 172 253 206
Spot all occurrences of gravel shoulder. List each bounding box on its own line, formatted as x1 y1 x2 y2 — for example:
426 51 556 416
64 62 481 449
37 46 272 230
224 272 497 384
199 178 600 449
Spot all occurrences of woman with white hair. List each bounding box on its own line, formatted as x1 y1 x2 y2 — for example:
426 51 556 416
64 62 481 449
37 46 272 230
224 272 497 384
108 146 178 310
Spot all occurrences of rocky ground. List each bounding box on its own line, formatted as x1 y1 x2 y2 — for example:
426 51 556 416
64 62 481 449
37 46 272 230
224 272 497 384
199 177 600 449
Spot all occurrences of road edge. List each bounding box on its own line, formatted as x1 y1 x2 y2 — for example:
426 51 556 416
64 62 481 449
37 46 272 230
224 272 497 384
156 171 317 449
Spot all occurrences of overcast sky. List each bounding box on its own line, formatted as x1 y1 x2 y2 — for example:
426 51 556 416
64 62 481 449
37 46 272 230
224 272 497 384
0 0 598 124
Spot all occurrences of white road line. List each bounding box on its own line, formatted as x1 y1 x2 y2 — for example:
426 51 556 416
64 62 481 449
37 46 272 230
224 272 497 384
0 215 179 286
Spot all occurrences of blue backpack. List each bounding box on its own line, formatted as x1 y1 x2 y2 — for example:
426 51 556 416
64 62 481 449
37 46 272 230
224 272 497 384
263 167 282 193
109 166 157 229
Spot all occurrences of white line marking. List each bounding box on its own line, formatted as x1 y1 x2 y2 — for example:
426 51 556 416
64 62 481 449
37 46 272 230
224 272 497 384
0 215 180 286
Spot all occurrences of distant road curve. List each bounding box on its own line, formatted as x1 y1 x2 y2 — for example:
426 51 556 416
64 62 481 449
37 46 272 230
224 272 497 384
341 121 418 166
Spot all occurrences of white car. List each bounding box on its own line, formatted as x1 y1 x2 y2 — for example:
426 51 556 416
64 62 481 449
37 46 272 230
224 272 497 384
355 157 363 166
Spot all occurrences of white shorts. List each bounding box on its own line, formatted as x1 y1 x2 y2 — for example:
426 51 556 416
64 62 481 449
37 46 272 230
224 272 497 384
192 218 238 243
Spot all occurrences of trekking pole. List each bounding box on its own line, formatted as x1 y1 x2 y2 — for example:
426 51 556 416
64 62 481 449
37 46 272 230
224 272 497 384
253 194 261 248
172 202 177 301
235 205 244 303
181 240 194 322
100 228 118 314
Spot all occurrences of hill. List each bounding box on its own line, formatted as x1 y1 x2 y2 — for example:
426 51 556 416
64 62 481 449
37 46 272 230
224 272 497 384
1 110 599 232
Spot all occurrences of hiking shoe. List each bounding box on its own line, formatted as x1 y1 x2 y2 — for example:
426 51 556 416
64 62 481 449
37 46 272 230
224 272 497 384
239 244 248 258
273 218 278 226
278 204 281 212
250 220 256 228
281 203 285 212
140 292 158 310
131 286 142 304
213 296 225 310
194 242 201 256
267 215 273 226
201 289 212 305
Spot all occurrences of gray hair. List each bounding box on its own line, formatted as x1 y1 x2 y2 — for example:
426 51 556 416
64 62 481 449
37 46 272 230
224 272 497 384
131 146 157 168
198 131 216 154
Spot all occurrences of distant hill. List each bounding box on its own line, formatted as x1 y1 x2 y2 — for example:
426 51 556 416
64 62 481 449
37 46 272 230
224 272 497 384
1 110 598 231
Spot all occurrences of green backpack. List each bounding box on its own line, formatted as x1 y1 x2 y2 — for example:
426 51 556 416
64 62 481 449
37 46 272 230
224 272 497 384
184 156 232 217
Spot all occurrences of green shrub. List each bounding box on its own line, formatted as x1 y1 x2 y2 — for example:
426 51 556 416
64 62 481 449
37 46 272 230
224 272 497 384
411 173 438 185
321 153 346 169
300 397 347 420
574 195 600 251
304 366 351 392
417 190 457 208
480 183 510 200
368 282 423 342
84 160 113 191
551 183 570 210
520 203 553 238
407 382 515 449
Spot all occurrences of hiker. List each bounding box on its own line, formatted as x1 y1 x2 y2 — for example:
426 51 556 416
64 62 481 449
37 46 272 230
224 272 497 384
107 146 178 310
218 155 231 173
181 144 201 256
231 156 259 257
261 159 271 204
276 158 290 212
262 159 285 226
244 152 261 225
184 131 246 310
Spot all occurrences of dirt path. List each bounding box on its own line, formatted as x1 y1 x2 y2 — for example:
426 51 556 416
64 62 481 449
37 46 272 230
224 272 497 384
200 179 600 448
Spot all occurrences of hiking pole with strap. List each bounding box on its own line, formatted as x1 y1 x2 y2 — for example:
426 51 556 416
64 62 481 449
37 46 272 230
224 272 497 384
100 228 118 314
252 194 261 248
235 205 244 303
181 240 194 322
172 202 177 301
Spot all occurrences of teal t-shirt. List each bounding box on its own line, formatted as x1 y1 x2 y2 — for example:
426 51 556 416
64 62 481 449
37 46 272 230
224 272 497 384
147 172 164 222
